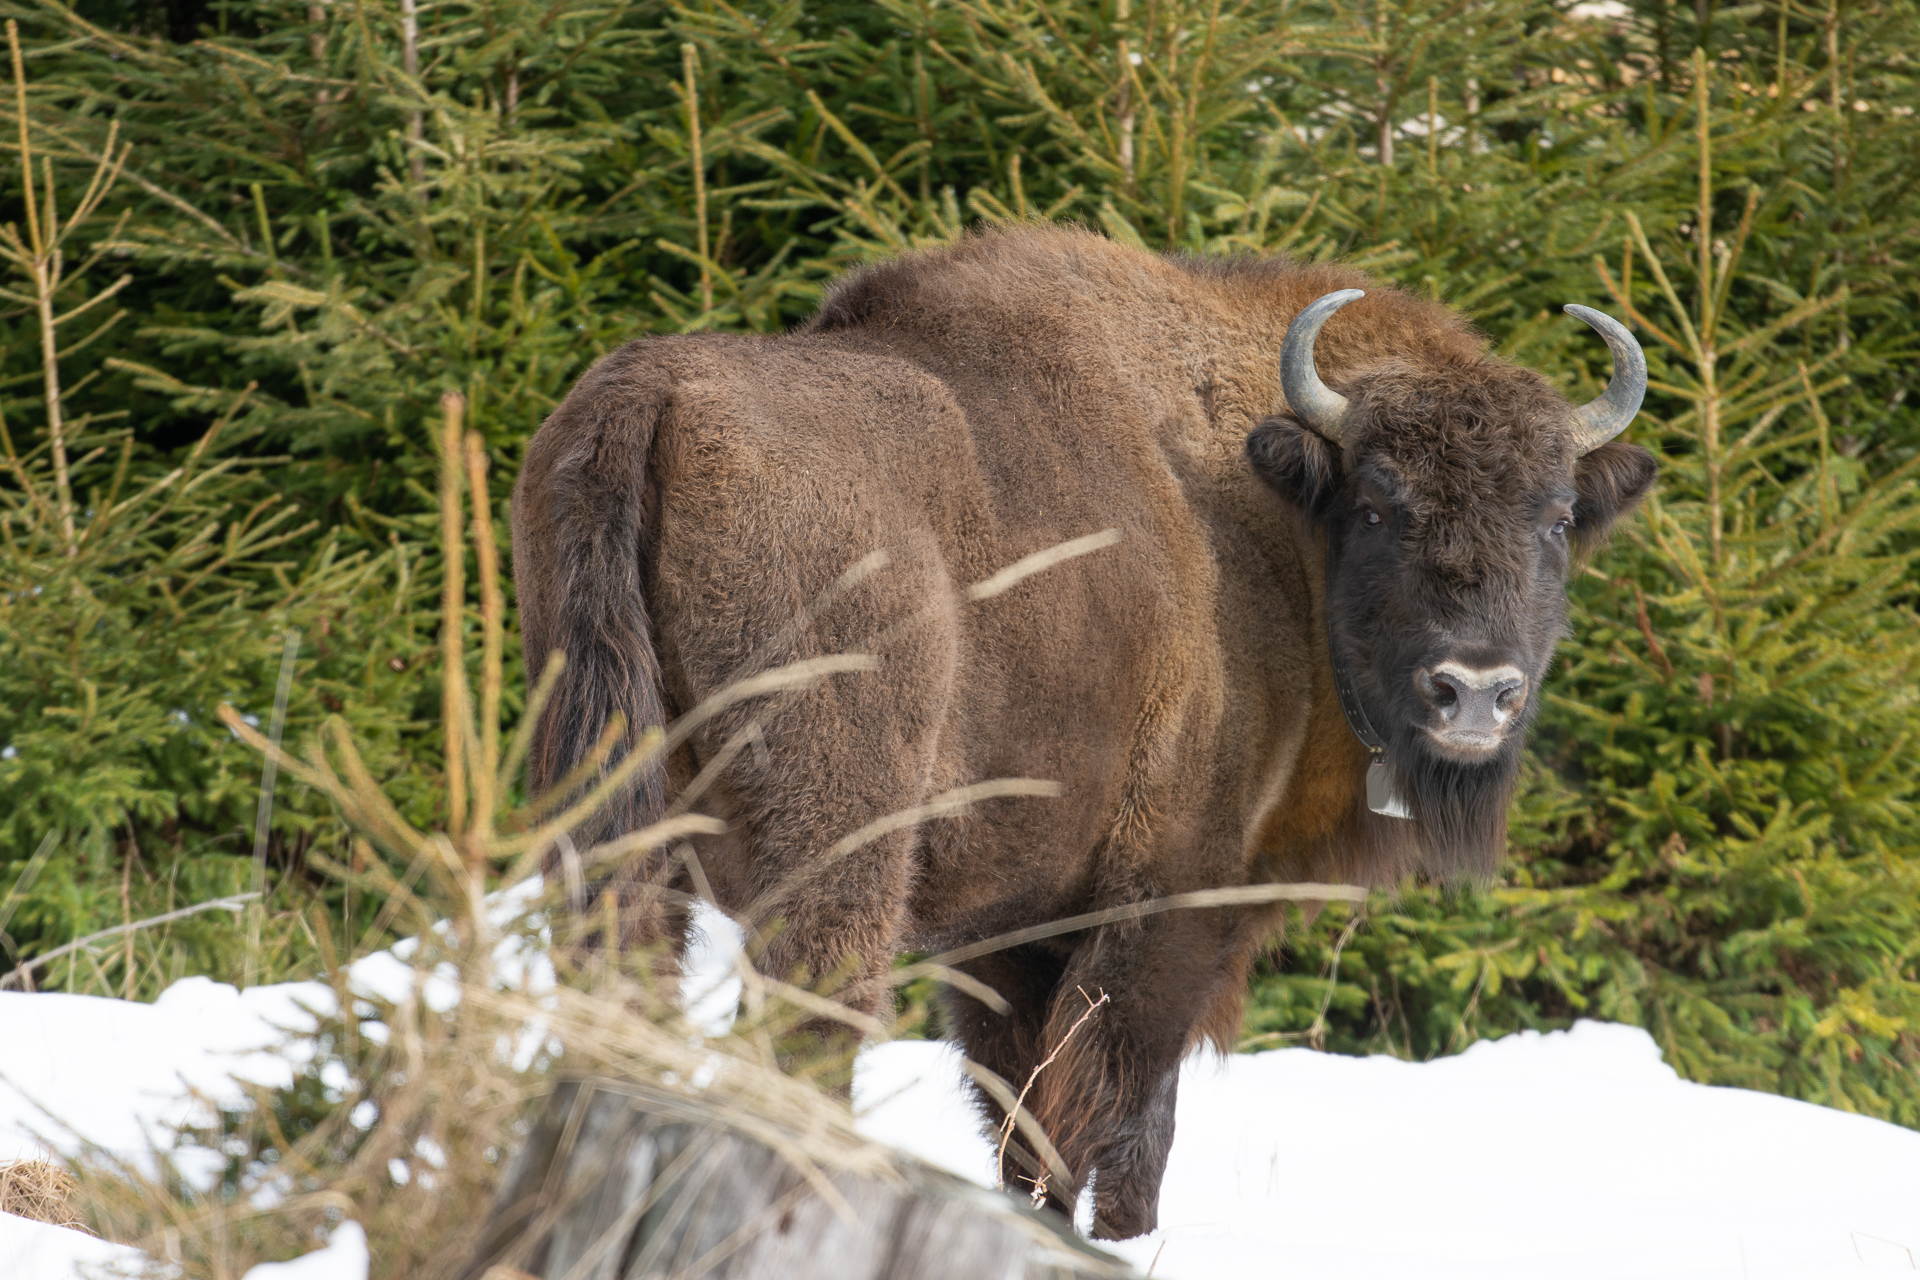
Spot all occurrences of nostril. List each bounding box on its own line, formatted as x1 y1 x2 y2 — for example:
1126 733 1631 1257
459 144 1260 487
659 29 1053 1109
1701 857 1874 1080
1424 664 1526 734
1494 679 1526 714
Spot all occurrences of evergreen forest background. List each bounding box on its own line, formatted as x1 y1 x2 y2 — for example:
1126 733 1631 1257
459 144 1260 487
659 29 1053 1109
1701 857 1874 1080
3 0 1918 1126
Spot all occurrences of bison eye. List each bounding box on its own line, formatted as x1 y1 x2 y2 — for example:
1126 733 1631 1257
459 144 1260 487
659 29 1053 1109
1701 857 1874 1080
1549 517 1571 538
1362 507 1382 527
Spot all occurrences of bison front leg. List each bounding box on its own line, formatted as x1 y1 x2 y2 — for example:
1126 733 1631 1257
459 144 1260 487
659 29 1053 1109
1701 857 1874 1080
950 914 1225 1239
1088 1067 1178 1239
944 946 1080 1213
1031 912 1230 1241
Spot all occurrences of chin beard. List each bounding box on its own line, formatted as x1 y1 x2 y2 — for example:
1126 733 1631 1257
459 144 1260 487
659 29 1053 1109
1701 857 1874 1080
1385 729 1519 880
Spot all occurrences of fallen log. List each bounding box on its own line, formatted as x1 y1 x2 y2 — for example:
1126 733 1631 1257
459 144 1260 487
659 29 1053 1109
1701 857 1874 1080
462 1075 1140 1280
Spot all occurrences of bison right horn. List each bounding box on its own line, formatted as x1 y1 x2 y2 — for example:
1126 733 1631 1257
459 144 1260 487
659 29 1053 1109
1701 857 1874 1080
1279 288 1364 445
1564 304 1648 455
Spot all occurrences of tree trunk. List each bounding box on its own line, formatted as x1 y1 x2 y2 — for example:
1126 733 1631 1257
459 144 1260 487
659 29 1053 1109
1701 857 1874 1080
462 1076 1140 1280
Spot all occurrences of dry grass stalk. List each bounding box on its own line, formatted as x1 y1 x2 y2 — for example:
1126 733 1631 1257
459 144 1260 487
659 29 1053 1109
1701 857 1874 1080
890 880 1364 991
0 1158 89 1230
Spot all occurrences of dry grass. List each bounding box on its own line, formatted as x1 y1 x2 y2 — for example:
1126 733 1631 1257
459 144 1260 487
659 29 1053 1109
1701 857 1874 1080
64 899 907 1279
52 393 928 1279
1 1158 88 1230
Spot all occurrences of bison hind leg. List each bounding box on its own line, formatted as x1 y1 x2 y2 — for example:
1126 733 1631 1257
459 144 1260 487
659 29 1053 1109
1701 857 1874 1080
547 845 696 1000
697 676 952 1090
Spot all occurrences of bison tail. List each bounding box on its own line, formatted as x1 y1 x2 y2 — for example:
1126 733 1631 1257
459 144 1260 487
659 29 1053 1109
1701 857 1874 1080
511 358 670 849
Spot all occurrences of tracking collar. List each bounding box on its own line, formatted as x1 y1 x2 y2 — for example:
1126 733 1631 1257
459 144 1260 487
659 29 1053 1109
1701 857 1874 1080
1325 537 1413 820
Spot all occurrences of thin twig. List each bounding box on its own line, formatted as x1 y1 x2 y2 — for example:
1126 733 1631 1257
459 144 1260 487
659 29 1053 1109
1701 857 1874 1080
0 830 59 940
400 0 424 188
119 839 134 1000
0 894 260 990
9 21 72 551
246 629 302 988
682 44 711 316
1443 958 1494 1057
1307 909 1364 1051
464 432 503 846
995 986 1110 1189
439 394 470 838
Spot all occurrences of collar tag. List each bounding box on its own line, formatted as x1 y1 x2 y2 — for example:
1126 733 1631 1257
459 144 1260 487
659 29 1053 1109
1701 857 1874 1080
1366 757 1413 820
1329 539 1414 822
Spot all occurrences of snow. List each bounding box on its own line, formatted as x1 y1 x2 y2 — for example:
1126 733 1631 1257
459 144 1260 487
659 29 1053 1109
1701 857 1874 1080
853 1029 1920 1279
0 1211 145 1279
3 980 334 1184
233 1222 368 1280
6 896 1920 1279
0 976 379 1280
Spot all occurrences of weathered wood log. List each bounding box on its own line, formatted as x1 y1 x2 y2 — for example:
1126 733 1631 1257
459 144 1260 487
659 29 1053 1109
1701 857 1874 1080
463 1075 1140 1280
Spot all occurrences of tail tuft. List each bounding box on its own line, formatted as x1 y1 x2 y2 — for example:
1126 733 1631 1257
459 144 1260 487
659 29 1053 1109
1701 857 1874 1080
511 349 670 848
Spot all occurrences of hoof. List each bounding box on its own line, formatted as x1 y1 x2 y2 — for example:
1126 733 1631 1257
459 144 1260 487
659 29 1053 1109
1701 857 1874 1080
1089 1197 1156 1241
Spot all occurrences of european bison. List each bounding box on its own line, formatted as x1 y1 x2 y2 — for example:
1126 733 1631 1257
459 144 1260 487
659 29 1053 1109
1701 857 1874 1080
511 225 1655 1239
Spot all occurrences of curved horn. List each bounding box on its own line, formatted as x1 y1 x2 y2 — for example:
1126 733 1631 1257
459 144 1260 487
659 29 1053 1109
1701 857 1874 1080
1563 304 1647 455
1280 288 1365 444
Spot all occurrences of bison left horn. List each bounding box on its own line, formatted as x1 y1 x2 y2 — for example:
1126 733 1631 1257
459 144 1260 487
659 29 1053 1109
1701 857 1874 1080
1279 288 1364 445
1564 304 1648 455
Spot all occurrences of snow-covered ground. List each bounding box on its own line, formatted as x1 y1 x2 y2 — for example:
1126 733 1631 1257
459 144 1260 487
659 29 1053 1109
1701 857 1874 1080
856 1032 1920 1279
5 900 1919 1279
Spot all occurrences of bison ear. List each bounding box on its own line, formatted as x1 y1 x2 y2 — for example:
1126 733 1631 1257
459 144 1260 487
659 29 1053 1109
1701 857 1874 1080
1248 416 1343 518
1570 440 1657 556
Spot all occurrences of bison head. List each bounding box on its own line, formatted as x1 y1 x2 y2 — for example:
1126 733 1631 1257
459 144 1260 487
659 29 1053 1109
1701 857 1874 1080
1246 290 1657 872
